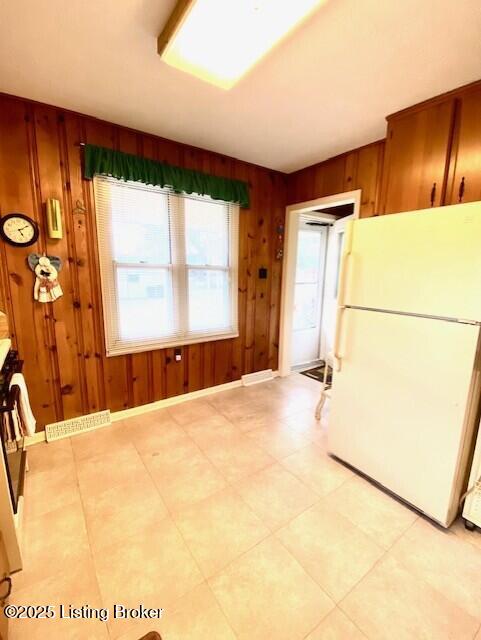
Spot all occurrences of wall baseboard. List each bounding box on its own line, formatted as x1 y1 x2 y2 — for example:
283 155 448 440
110 377 243 422
242 369 276 386
24 371 280 446
24 431 47 447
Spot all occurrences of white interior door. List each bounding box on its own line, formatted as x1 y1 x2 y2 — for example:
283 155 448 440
291 226 327 366
321 214 353 360
328 306 481 526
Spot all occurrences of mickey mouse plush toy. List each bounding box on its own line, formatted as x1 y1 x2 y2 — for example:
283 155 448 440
27 254 63 303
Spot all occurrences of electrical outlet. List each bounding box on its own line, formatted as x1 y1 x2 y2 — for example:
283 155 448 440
174 348 182 362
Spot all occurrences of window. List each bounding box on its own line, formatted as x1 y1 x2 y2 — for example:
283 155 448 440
293 230 323 331
94 176 239 356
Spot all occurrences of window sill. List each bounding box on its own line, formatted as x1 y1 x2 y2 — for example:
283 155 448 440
105 331 239 357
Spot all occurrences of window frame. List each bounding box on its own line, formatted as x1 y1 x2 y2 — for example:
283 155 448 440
94 176 239 357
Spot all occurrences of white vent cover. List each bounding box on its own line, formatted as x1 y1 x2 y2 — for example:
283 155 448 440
46 410 111 442
463 420 481 529
241 369 274 386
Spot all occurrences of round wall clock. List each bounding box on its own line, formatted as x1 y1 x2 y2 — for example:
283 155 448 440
0 213 39 247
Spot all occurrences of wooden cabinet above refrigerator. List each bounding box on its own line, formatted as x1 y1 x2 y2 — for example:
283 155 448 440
379 99 456 215
379 80 481 216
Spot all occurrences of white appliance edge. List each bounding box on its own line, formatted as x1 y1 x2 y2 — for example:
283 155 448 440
328 202 481 527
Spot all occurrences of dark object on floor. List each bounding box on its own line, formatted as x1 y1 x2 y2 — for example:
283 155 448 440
300 361 332 385
138 633 162 640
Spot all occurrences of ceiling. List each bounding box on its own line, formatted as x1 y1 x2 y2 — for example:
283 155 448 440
1 0 480 173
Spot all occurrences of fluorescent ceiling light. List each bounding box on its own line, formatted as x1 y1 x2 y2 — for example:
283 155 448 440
158 0 324 90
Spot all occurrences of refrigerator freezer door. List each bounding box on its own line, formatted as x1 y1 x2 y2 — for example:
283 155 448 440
344 201 481 321
328 307 481 526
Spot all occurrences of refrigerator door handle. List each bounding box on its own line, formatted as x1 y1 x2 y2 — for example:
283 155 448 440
333 221 354 371
334 306 346 371
337 220 354 309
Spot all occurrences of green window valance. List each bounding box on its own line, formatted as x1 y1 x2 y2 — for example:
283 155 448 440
83 144 250 208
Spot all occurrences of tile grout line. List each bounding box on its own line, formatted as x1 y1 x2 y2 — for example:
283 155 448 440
335 516 449 638
69 435 113 639
372 515 481 626
146 401 354 603
144 405 331 594
297 479 421 640
22 381 370 636
132 404 264 638
132 409 221 627
229 467 325 536
271 497 390 629
275 445 354 499
22 378 481 639
134 407 480 640
204 579 241 640
75 414 200 638
273 532 338 635
335 515 420 604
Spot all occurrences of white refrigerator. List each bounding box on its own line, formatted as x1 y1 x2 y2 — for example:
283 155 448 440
328 201 481 527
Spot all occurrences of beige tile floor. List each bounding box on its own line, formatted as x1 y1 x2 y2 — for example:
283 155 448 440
10 373 481 639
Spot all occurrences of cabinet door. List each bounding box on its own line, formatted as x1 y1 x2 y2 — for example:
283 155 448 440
447 89 481 205
379 100 455 214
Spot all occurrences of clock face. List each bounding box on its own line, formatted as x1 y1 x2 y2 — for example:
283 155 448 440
0 213 39 247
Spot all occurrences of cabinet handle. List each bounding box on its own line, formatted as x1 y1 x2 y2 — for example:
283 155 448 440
458 177 465 203
430 182 437 207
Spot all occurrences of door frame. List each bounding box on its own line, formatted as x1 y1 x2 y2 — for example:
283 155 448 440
279 190 361 377
290 220 329 368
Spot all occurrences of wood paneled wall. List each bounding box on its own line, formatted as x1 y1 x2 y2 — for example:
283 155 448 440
0 94 286 429
287 140 385 217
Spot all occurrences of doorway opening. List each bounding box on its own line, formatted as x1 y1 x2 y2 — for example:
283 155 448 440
279 190 361 378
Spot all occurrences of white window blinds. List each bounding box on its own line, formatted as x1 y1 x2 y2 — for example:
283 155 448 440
94 176 239 356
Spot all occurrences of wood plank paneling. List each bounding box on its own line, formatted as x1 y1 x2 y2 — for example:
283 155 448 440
318 155 346 197
63 113 104 414
267 172 286 370
0 93 286 429
243 165 258 374
252 167 271 373
0 98 58 427
344 144 385 217
35 106 85 419
287 141 385 216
